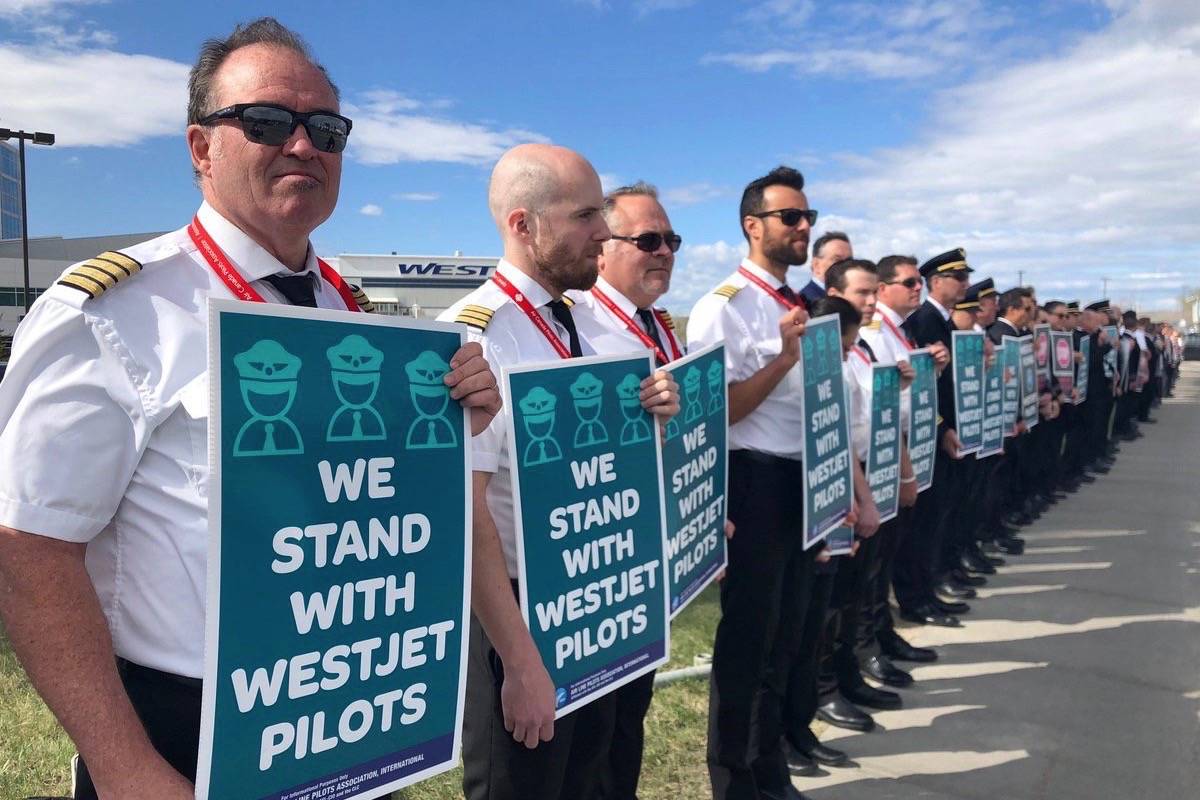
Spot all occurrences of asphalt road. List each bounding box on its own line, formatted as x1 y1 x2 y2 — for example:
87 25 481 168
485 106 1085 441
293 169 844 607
800 363 1200 800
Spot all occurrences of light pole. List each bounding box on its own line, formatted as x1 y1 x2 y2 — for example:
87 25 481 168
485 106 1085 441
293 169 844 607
0 128 56 313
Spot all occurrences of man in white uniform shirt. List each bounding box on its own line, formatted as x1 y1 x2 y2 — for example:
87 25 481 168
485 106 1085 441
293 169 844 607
687 166 815 800
0 20 501 800
438 144 678 800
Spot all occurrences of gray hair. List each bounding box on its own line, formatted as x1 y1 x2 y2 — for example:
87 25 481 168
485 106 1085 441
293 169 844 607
602 181 659 229
187 18 339 126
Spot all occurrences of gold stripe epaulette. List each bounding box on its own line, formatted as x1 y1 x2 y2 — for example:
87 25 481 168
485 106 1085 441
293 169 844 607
561 295 575 308
656 309 676 330
865 319 881 330
456 304 495 330
712 284 742 300
348 283 375 313
57 251 143 299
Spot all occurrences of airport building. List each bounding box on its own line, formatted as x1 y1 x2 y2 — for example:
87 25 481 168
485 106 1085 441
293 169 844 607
1 142 22 242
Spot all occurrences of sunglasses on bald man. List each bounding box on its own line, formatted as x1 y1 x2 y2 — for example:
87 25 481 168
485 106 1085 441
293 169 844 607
610 231 683 253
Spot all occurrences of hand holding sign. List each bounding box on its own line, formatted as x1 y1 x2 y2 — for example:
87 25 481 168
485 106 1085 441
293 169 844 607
897 359 915 389
777 307 808 364
928 341 950 372
445 341 503 435
639 369 680 418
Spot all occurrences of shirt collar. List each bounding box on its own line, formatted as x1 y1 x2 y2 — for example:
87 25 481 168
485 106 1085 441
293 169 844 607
876 301 907 326
811 276 825 291
594 275 642 316
196 201 319 282
998 317 1019 333
927 296 951 321
496 258 555 308
740 258 787 289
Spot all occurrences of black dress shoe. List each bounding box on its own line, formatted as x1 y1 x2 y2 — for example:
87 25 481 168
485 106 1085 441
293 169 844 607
950 567 987 587
842 683 902 710
1077 473 1097 483
761 784 810 800
935 579 976 599
899 604 961 627
1004 510 1034 526
879 631 938 662
816 695 875 732
785 741 818 776
863 654 914 687
933 597 970 615
803 741 849 767
978 547 1006 566
993 522 1020 536
960 551 996 575
995 535 1024 555
1089 463 1111 474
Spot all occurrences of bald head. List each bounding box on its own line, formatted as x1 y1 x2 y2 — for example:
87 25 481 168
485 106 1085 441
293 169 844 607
488 143 601 229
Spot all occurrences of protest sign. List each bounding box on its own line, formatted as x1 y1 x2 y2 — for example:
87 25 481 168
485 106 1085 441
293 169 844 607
661 343 728 618
1019 335 1039 427
1076 337 1091 404
1002 336 1021 436
505 353 669 718
199 301 471 800
800 313 854 549
979 355 1006 457
1034 324 1052 393
826 525 854 556
951 330 985 455
907 348 938 492
867 364 902 523
1051 330 1075 395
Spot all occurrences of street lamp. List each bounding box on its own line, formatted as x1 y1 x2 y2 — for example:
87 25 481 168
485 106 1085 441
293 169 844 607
0 128 56 313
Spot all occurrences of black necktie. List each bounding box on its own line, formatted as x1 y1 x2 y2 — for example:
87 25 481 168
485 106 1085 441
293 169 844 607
636 308 668 364
262 272 317 307
779 285 799 305
547 300 583 357
858 338 877 362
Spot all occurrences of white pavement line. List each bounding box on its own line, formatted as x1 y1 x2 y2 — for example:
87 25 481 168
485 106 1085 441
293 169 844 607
1020 529 1145 541
821 704 986 742
794 749 1029 789
974 583 1067 598
910 661 1049 681
925 688 964 695
995 561 1112 574
1183 690 1200 699
906 605 1200 647
1019 545 1094 555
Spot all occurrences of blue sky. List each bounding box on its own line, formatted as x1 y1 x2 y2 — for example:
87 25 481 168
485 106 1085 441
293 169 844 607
2 0 1197 315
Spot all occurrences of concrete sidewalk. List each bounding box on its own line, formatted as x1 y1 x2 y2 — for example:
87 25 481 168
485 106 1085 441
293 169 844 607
799 363 1200 799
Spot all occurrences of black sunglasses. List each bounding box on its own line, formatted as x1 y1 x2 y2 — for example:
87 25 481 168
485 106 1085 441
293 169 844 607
611 231 683 253
199 103 353 153
885 277 922 289
750 208 819 227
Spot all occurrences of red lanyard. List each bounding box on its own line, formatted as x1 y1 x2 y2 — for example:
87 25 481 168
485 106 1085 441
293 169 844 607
188 216 359 312
851 345 871 364
589 286 682 364
879 313 914 351
490 272 573 359
737 265 803 311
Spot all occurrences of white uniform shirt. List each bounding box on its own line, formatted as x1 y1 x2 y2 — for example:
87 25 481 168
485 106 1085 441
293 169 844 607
569 276 682 365
0 202 354 678
860 301 913 430
687 259 805 459
438 260 598 579
845 348 872 463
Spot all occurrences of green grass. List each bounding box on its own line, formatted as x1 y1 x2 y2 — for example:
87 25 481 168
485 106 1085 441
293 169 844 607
1 585 721 799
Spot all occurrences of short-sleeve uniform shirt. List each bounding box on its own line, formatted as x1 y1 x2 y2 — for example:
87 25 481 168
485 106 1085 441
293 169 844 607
569 276 683 366
860 301 914 432
0 202 355 678
686 259 806 459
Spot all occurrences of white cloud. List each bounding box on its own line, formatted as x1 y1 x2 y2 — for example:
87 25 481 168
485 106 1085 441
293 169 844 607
807 0 1200 313
359 203 383 217
0 44 187 146
598 172 624 193
635 0 697 15
661 239 747 313
393 192 440 202
662 182 729 207
0 0 98 16
346 91 547 166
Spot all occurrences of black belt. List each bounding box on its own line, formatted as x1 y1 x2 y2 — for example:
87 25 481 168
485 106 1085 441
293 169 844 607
731 448 803 467
117 657 203 692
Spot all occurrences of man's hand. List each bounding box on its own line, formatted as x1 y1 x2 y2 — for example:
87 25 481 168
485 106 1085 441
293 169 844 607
777 307 808 365
899 476 918 507
500 657 557 749
854 498 881 539
897 360 915 390
984 338 996 368
640 370 679 418
941 427 963 458
446 342 502 436
1074 351 1084 364
815 546 833 564
1014 420 1028 435
724 520 735 541
929 342 950 372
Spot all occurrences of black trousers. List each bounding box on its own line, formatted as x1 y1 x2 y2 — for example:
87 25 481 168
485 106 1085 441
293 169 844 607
597 670 656 800
893 451 947 610
783 565 836 750
816 531 880 700
859 511 907 655
462 613 614 800
74 659 202 800
708 450 813 800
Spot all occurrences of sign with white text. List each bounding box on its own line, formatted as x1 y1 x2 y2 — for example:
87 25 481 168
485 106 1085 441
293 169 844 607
1051 330 1075 396
1001 336 1021 436
800 314 854 549
1075 336 1091 404
952 331 985 455
907 349 938 492
867 364 902 523
1019 335 1039 428
1034 324 1052 393
979 355 1005 457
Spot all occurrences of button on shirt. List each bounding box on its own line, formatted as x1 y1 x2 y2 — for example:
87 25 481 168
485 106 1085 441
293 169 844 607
438 260 598 579
0 202 353 679
570 276 681 364
687 259 805 459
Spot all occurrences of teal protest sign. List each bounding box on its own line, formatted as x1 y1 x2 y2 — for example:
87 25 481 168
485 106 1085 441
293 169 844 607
662 343 728 618
1050 330 1075 395
951 331 985 455
1075 337 1091 404
1034 324 1052 393
1019 335 1039 428
800 313 854 549
826 524 854 556
505 353 668 717
979 356 1005 457
907 349 938 492
198 301 471 800
867 364 902 523
1001 336 1021 435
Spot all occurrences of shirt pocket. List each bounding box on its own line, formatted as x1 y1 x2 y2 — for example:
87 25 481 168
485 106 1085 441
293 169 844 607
177 373 210 496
